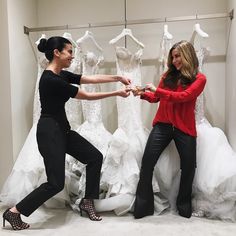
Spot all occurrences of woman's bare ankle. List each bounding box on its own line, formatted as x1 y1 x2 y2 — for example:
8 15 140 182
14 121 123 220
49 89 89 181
10 206 20 214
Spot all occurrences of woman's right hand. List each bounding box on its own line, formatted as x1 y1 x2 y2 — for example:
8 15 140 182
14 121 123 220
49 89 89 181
117 87 131 97
131 86 144 97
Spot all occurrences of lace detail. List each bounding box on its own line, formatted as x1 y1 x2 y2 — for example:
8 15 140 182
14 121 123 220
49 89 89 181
115 46 144 131
194 47 210 124
99 46 152 215
159 37 172 75
76 50 111 154
33 52 48 124
64 47 83 130
195 93 206 124
71 47 112 209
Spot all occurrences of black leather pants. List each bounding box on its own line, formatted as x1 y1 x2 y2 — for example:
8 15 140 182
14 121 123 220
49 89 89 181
134 122 196 219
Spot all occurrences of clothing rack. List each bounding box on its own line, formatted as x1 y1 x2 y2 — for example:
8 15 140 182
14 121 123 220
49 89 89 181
24 9 234 35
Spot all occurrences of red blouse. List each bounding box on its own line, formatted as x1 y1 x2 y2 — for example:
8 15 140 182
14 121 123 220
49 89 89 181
141 73 207 137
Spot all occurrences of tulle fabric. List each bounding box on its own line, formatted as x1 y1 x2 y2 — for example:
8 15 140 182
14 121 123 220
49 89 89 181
152 46 236 221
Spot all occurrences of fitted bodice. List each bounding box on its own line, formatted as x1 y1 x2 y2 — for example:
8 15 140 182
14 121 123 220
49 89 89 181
81 51 104 123
115 46 143 132
159 37 172 75
195 47 210 124
33 52 49 124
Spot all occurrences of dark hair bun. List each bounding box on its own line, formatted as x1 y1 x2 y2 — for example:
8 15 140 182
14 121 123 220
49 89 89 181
37 38 47 53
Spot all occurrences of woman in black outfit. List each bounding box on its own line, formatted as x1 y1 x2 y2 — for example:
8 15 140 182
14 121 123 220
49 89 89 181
2 36 131 230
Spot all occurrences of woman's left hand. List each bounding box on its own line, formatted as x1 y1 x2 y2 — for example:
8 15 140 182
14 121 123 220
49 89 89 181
117 76 131 85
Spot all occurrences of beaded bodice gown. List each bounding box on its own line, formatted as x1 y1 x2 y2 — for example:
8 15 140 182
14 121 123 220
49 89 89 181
98 45 153 215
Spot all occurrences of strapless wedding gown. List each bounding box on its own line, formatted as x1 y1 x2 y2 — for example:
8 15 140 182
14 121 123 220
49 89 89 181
0 49 83 208
97 46 152 215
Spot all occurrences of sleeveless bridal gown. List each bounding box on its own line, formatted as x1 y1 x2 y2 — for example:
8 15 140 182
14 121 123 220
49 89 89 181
69 48 113 210
0 41 83 208
191 47 236 221
97 46 153 215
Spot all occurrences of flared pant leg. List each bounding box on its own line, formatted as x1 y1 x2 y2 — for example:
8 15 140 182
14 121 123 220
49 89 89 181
134 123 173 219
174 128 196 218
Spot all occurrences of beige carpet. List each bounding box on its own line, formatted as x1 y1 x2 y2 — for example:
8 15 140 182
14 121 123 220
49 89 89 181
1 203 236 236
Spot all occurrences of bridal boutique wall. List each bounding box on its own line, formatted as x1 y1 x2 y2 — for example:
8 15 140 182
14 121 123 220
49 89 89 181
0 0 14 189
0 0 37 188
36 0 227 131
7 0 38 162
226 0 236 150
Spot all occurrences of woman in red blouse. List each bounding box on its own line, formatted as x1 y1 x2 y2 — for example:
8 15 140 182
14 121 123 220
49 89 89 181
132 40 206 219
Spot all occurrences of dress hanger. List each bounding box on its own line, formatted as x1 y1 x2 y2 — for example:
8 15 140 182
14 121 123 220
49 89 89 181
109 28 145 48
63 32 79 49
35 34 47 45
163 24 173 40
76 30 103 52
190 23 209 44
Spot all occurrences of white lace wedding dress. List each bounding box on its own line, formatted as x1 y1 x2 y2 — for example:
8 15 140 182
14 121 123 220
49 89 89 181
97 46 152 215
191 47 236 221
69 48 113 210
0 43 83 208
159 36 172 75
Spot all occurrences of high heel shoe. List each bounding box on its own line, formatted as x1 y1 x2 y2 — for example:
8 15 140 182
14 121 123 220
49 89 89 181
2 208 30 230
79 198 102 221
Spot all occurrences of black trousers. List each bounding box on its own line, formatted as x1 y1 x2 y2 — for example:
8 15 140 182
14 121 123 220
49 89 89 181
134 123 196 219
16 117 103 217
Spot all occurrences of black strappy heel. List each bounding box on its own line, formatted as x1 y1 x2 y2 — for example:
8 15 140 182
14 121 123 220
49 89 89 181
79 199 102 221
2 208 30 230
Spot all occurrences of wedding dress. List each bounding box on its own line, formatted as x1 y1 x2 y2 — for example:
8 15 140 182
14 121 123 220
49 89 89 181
159 24 173 75
98 43 152 215
191 45 236 221
0 34 83 208
69 32 113 210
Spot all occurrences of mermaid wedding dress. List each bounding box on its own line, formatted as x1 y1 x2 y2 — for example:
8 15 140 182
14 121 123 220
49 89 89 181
97 44 154 215
68 32 113 210
0 34 83 208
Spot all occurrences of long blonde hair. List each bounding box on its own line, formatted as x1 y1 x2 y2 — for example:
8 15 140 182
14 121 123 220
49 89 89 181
164 40 199 88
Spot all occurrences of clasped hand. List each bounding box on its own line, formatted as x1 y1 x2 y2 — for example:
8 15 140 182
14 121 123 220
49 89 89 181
116 77 156 98
126 83 157 96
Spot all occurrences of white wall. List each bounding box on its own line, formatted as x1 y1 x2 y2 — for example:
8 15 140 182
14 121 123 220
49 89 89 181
0 0 14 189
37 0 228 132
226 0 236 150
7 0 38 161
